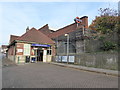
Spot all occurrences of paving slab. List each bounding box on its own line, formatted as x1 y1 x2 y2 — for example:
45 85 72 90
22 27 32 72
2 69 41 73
50 62 119 77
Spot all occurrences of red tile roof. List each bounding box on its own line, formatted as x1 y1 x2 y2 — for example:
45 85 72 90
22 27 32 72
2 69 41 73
38 16 88 39
48 23 78 38
38 24 54 36
9 35 20 43
17 28 54 44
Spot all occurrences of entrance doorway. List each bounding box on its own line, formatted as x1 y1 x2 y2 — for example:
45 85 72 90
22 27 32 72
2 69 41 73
37 49 43 61
25 56 30 63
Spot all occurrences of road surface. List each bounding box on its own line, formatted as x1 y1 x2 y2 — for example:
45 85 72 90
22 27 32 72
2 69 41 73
2 58 118 88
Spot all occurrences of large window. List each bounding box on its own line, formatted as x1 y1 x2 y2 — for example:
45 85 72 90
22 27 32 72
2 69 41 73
23 44 31 55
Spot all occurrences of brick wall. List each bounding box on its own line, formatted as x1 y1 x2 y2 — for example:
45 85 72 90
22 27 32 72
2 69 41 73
8 45 14 55
16 43 24 55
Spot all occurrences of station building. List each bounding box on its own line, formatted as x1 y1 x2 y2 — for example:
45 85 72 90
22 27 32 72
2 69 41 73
7 28 55 64
7 16 88 64
38 16 88 63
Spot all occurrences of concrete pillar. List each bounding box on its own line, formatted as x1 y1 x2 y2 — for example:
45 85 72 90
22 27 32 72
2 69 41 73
43 50 47 62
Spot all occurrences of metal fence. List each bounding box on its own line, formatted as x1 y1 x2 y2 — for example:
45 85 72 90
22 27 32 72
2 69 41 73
52 28 118 70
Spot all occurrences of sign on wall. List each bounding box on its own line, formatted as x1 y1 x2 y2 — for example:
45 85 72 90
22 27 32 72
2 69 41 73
16 43 24 55
23 44 31 55
69 56 75 63
31 44 50 47
17 49 23 53
55 56 75 63
62 56 67 62
58 56 61 62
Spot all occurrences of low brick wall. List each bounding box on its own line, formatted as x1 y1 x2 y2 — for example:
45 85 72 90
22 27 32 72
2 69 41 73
53 52 118 70
75 52 118 70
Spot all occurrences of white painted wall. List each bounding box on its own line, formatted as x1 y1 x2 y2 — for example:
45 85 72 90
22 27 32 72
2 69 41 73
43 50 47 62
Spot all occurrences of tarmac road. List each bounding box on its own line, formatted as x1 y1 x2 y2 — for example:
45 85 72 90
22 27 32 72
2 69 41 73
2 58 118 88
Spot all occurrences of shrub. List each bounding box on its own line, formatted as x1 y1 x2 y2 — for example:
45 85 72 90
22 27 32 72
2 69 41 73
100 41 117 51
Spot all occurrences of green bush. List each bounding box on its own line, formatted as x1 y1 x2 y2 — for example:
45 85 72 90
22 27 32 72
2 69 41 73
100 41 117 51
99 36 105 41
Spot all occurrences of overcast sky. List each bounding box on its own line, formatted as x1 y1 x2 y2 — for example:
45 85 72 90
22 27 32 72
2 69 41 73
0 1 118 46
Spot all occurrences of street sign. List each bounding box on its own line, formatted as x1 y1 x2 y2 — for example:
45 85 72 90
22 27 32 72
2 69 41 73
74 17 82 23
31 44 51 47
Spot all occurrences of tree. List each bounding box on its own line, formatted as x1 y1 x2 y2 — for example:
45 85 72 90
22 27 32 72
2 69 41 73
88 7 119 51
89 8 119 34
98 8 118 16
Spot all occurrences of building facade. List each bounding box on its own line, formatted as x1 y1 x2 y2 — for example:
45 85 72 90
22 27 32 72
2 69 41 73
38 16 88 63
7 16 88 64
7 28 55 64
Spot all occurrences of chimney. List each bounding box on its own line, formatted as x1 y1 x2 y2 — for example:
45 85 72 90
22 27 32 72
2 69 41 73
80 16 88 29
26 26 29 32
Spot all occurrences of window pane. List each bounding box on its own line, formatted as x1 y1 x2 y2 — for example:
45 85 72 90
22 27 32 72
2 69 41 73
47 50 51 55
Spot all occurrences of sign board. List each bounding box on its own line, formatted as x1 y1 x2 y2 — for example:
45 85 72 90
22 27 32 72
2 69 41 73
33 48 38 50
31 44 50 47
69 56 74 63
58 56 61 62
55 56 61 62
74 17 82 24
23 44 31 55
62 56 67 62
55 56 58 62
17 49 23 53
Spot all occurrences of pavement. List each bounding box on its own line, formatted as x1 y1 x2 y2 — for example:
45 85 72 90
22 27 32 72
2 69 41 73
2 57 17 68
49 62 119 77
2 58 118 88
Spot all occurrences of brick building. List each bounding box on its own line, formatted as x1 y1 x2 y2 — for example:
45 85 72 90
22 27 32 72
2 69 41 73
38 16 88 63
7 16 88 64
7 28 55 64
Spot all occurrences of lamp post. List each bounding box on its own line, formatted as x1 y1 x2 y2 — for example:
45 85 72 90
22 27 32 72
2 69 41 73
82 25 85 52
65 34 69 64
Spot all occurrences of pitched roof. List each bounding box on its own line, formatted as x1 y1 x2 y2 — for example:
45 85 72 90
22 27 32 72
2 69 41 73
38 16 88 39
17 28 54 44
49 23 77 38
38 24 54 36
49 16 88 39
9 35 20 43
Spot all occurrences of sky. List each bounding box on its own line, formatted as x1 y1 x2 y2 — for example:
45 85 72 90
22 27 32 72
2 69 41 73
0 1 118 46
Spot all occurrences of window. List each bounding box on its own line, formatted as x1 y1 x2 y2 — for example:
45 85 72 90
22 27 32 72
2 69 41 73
47 47 52 55
47 50 51 55
23 44 31 55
